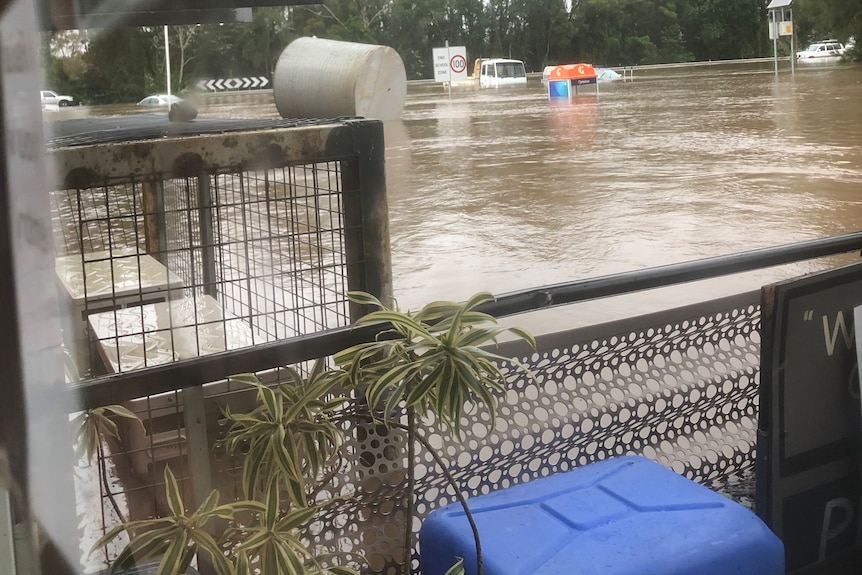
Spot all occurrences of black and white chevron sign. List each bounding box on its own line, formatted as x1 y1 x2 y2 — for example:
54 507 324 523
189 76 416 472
196 76 270 91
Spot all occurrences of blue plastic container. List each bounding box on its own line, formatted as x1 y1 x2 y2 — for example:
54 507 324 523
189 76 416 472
419 455 783 575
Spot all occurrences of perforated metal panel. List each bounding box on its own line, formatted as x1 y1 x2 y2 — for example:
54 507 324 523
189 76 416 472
74 291 763 574
407 293 761 572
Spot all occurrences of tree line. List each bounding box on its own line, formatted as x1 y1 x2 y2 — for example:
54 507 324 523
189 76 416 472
42 0 861 104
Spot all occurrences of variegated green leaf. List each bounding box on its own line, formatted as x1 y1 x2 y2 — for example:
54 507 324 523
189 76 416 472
413 300 463 322
101 404 143 424
256 383 279 421
188 528 234 575
93 412 120 440
264 475 280 531
234 550 251 575
228 500 266 514
463 291 496 310
274 506 316 532
382 380 407 424
285 477 308 508
326 567 361 575
90 524 127 556
346 290 385 308
366 362 415 409
125 526 175 559
455 326 507 348
156 530 189 575
163 466 185 518
196 488 220 517
235 527 274 552
208 503 239 521
241 441 267 497
444 557 466 575
277 427 303 482
229 373 263 387
275 539 307 575
354 310 433 340
404 361 445 409
505 326 537 349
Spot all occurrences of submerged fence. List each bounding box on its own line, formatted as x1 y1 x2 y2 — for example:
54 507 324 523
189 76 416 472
46 115 862 574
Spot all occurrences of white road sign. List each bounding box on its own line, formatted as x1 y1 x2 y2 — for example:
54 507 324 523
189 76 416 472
433 45 468 83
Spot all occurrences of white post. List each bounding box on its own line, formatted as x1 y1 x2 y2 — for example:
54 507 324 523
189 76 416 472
790 9 795 75
164 25 171 96
772 12 779 76
446 40 452 99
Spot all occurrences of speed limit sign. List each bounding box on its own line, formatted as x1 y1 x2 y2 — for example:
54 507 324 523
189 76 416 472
433 45 468 82
450 54 467 75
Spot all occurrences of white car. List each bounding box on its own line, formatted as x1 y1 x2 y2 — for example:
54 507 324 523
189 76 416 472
796 40 845 60
137 94 184 106
41 89 76 107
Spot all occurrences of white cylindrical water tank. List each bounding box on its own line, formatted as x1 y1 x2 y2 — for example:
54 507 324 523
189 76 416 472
273 37 407 121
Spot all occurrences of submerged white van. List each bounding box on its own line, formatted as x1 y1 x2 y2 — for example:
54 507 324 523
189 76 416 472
477 58 527 88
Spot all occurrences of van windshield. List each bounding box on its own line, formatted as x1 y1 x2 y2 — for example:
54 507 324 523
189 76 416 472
496 62 526 78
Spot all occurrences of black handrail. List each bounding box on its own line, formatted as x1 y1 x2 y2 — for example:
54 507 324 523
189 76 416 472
480 231 862 317
71 231 862 408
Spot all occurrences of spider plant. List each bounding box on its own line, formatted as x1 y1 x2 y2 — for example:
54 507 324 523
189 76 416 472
221 361 347 507
333 291 536 575
91 291 531 575
92 363 358 575
334 291 534 438
228 476 357 575
92 465 235 575
73 404 143 524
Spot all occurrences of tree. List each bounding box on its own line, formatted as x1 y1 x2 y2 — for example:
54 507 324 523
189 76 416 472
679 0 762 60
76 27 161 104
795 0 862 55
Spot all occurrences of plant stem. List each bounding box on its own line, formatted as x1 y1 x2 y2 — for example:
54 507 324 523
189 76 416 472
308 453 345 502
403 407 416 574
390 422 483 575
97 439 127 525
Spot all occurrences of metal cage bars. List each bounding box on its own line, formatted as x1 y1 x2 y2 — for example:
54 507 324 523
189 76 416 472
49 119 391 380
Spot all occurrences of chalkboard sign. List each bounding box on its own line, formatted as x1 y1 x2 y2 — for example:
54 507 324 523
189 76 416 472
757 262 862 573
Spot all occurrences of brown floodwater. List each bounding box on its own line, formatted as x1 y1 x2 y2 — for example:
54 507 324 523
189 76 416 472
47 60 862 335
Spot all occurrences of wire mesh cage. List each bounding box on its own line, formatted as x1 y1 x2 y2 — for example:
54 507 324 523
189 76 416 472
49 118 389 379
48 118 394 572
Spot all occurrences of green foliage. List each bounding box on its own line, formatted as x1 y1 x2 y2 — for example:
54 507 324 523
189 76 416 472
73 404 142 463
229 476 317 575
795 0 861 51
91 291 532 575
222 364 347 505
47 0 860 93
334 291 535 438
92 367 357 575
93 466 236 575
444 557 466 575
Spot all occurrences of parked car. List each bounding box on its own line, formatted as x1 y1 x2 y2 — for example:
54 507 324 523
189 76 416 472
41 89 77 107
795 39 846 60
137 94 184 106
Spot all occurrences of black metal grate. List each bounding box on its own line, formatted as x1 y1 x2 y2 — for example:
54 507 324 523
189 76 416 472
209 163 352 342
45 115 361 149
52 162 358 377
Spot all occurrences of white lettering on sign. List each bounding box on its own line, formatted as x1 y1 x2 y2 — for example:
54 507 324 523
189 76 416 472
822 311 855 356
818 497 856 561
432 45 468 83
